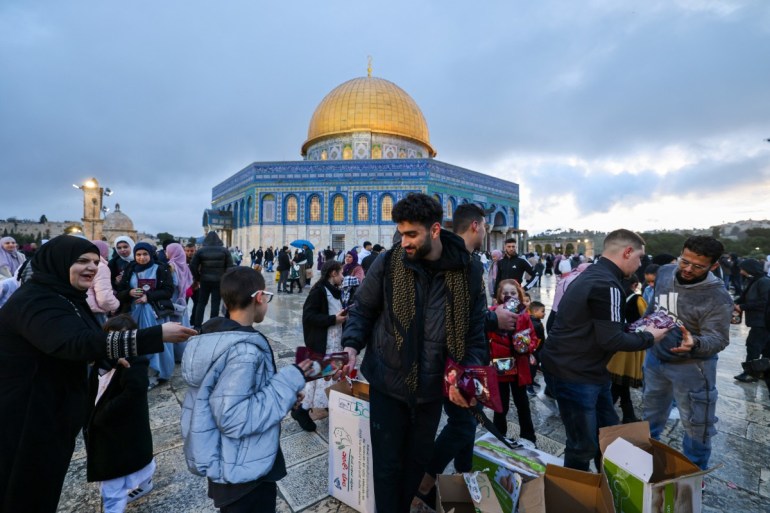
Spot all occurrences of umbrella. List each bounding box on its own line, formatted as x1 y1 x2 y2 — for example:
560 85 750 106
290 239 315 250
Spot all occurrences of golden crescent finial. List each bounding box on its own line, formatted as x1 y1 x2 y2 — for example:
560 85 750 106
367 55 373 77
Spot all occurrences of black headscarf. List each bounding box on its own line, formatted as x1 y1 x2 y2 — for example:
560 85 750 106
133 242 157 272
29 235 100 303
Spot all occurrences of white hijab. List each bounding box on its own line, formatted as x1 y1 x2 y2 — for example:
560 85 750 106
113 236 135 263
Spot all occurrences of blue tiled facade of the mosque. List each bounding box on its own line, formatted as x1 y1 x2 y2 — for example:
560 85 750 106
207 159 521 252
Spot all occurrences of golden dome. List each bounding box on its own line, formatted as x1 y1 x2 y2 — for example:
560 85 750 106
302 76 435 157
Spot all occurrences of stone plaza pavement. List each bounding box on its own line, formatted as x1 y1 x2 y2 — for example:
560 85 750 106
59 272 770 512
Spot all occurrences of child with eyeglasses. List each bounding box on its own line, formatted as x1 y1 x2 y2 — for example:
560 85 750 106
181 266 314 513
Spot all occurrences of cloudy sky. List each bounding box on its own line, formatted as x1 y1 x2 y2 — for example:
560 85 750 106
2 0 769 238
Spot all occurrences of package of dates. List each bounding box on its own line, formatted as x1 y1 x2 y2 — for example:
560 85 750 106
625 310 681 333
295 347 349 381
444 359 503 412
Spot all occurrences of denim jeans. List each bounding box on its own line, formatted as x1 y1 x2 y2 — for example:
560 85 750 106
643 351 718 470
426 397 477 477
544 374 618 471
369 388 443 513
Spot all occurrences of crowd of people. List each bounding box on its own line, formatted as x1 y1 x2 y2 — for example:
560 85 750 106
1 195 769 512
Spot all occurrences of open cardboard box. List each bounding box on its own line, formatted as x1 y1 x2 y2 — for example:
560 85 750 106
518 464 615 513
436 473 505 513
599 421 715 513
327 380 375 513
472 432 563 511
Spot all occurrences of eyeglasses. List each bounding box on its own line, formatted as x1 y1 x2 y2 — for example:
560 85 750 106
677 256 709 272
250 290 274 303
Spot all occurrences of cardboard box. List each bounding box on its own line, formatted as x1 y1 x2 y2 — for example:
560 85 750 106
599 421 715 513
436 473 505 513
327 380 375 513
472 433 563 511
518 464 615 513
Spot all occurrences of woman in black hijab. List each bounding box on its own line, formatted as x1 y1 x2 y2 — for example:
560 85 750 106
0 235 196 513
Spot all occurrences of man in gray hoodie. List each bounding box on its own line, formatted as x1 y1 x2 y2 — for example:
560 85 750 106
642 236 733 470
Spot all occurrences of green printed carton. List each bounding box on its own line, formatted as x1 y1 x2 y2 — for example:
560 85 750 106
599 422 715 513
472 433 563 512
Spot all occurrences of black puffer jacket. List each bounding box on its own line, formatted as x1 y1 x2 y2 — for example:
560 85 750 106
190 232 233 283
736 259 770 328
115 261 175 313
342 230 488 404
277 250 291 272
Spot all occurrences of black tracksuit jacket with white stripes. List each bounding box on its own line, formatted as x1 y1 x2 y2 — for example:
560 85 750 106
541 257 654 384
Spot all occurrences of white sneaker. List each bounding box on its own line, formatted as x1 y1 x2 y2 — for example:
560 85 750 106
127 477 153 503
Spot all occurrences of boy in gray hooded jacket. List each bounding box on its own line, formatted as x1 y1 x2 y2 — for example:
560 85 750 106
642 236 733 470
181 267 312 512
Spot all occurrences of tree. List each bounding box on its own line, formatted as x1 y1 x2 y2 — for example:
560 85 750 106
156 232 176 243
39 214 48 224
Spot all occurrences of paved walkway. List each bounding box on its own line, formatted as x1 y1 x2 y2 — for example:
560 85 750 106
59 272 770 512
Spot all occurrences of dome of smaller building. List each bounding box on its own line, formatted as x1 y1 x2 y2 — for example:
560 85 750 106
103 204 135 232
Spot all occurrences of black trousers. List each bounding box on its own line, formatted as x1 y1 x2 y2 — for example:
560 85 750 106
746 326 770 361
493 380 536 443
193 280 221 328
426 397 477 477
219 481 277 513
369 388 442 513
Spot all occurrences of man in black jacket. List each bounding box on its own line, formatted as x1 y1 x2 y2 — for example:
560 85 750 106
733 258 770 382
190 232 233 330
540 229 669 471
340 194 488 513
276 247 292 293
494 237 534 292
360 244 382 273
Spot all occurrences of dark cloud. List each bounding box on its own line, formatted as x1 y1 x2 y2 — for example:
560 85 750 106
1 1 769 236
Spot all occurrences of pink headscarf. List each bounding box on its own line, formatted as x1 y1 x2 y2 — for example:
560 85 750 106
553 262 592 311
166 243 193 299
90 240 110 260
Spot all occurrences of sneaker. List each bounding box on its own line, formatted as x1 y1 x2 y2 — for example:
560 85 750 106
734 372 758 383
291 407 317 432
526 385 536 397
127 477 153 503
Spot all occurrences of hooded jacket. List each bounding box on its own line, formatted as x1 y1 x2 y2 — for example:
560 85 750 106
646 263 733 361
190 232 234 283
736 259 770 328
342 230 488 403
180 320 305 484
86 256 121 314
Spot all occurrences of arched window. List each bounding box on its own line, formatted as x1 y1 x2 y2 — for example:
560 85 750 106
261 194 275 223
233 202 240 229
308 195 321 223
356 194 369 222
332 194 345 222
380 194 394 222
246 196 253 226
285 195 298 223
432 193 441 205
445 197 455 220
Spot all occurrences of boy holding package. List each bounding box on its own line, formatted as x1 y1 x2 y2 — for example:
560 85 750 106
181 267 313 512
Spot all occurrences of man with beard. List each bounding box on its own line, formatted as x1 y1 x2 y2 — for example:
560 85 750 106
340 194 488 513
494 237 534 292
414 203 519 509
541 229 669 471
643 236 734 470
